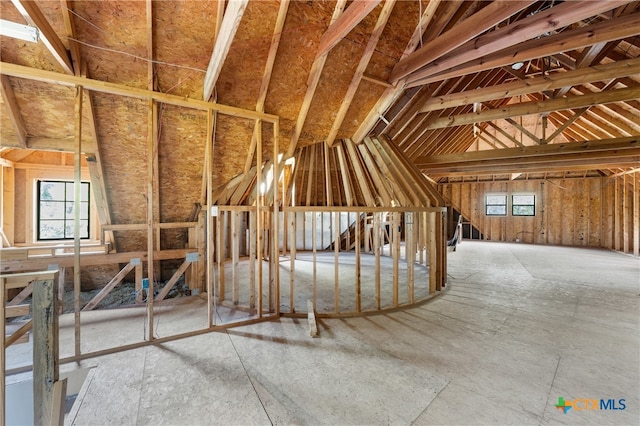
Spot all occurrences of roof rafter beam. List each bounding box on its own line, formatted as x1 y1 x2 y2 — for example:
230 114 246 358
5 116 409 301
11 0 74 74
423 86 640 130
416 135 639 165
405 0 632 86
390 0 535 83
316 0 382 58
286 0 347 157
420 57 640 113
245 0 289 174
326 0 395 146
0 75 27 148
202 0 249 101
350 0 442 143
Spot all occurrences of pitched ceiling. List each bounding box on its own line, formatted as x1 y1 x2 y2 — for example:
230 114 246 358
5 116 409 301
1 0 639 183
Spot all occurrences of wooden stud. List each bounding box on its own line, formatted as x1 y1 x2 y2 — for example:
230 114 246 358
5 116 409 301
312 210 317 308
1 277 5 426
334 211 340 313
406 211 415 303
355 210 361 312
32 272 60 426
232 211 240 304
392 211 400 307
73 86 82 356
146 98 156 341
374 212 381 309
634 172 639 257
289 211 296 313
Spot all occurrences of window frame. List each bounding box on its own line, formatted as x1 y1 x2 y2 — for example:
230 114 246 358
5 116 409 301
485 194 507 216
512 194 536 216
36 180 91 241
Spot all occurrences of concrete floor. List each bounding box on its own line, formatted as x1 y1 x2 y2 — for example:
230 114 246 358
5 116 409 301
10 241 640 425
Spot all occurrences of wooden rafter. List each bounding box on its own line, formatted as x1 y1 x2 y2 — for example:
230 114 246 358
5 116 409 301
0 75 27 148
245 0 289 174
202 0 249 101
11 0 74 74
0 62 278 122
326 0 395 146
416 136 640 174
316 0 381 58
405 0 631 86
423 86 640 130
409 10 640 86
350 0 442 143
286 0 347 157
390 0 535 84
419 57 640 113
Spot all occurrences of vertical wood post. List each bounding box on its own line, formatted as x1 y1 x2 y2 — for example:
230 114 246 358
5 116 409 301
0 277 5 425
392 211 400 307
428 212 437 294
146 98 156 340
406 211 415 303
289 211 296 313
355 211 361 312
273 120 280 315
33 272 60 426
232 211 239 305
312 211 317 309
634 172 639 257
374 212 381 309
334 211 340 313
73 86 82 356
249 209 256 308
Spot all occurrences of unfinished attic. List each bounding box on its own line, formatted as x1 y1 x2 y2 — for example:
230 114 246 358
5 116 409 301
0 0 639 424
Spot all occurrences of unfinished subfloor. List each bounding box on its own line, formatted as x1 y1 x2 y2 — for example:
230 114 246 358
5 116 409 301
10 241 640 424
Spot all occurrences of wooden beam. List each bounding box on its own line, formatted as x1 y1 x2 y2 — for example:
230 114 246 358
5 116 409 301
417 136 640 165
202 0 249 101
405 1 631 85
350 0 441 143
0 75 27 148
287 0 347 156
417 136 640 175
82 262 135 311
326 0 395 146
485 121 525 148
11 0 74 74
408 11 640 86
390 0 535 83
245 0 289 174
0 62 278 122
316 0 381 58
423 86 640 130
155 259 192 302
32 272 60 426
419 58 640 113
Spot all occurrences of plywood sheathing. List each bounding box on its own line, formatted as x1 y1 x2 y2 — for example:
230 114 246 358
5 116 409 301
265 1 335 146
153 0 219 98
342 1 420 139
93 93 148 252
216 0 278 110
73 1 148 89
157 105 206 250
0 1 67 73
10 79 74 139
0 101 18 144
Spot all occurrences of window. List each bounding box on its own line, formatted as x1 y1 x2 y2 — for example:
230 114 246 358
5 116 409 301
485 194 507 216
37 180 90 240
512 194 535 216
